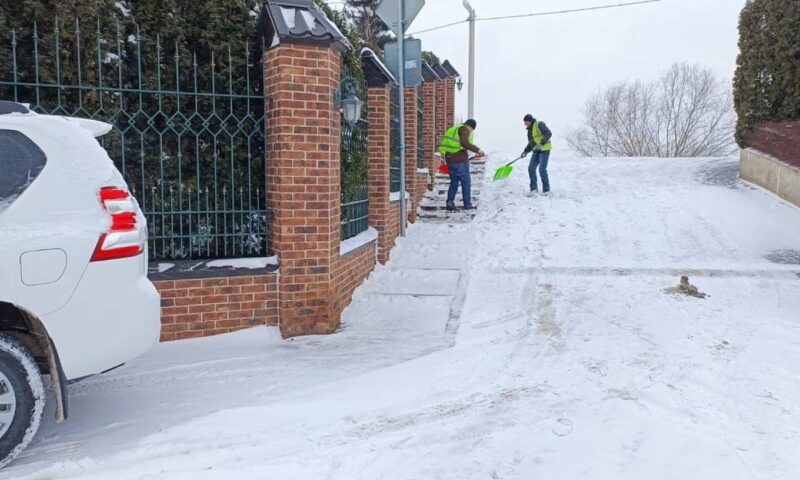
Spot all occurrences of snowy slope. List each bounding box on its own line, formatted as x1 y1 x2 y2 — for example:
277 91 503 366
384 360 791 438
4 156 800 479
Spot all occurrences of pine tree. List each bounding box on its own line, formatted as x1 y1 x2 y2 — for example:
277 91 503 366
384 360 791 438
733 0 800 145
422 51 440 67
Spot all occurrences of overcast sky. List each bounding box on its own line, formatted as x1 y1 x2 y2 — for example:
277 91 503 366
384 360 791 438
385 0 748 157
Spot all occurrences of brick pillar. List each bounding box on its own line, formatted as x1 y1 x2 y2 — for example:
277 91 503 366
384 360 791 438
367 85 394 264
445 77 456 124
422 80 438 186
265 44 342 338
435 79 448 151
403 86 419 222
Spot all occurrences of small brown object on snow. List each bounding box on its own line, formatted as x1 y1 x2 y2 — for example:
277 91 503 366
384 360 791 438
677 275 707 299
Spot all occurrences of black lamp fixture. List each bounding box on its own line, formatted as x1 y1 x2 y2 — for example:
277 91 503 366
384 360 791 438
336 76 364 127
456 76 464 91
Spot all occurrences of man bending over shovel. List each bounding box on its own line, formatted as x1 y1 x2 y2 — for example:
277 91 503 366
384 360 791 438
439 118 485 212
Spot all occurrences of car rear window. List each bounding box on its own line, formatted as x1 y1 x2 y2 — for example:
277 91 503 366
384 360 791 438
0 129 47 211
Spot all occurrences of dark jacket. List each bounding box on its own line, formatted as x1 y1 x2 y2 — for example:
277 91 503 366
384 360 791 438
445 126 481 164
523 119 552 153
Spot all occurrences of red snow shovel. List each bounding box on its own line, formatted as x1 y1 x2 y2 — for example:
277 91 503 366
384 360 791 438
438 153 484 176
434 152 449 175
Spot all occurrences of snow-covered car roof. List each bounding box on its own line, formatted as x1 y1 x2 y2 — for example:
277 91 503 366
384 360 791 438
0 102 112 137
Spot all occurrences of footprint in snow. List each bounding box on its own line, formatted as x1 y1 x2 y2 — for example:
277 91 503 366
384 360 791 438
552 417 574 437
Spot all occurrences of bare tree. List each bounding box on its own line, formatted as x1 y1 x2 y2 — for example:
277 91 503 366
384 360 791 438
567 63 736 157
344 0 393 52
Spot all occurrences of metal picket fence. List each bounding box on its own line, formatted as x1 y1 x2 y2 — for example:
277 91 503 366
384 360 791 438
340 65 369 240
389 86 401 193
0 21 268 261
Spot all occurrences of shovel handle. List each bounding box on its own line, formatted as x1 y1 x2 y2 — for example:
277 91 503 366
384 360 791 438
504 154 526 167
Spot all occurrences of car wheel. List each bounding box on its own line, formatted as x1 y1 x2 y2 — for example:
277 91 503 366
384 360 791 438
0 333 45 469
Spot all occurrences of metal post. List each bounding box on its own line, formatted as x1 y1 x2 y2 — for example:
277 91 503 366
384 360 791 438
463 0 476 118
398 0 407 236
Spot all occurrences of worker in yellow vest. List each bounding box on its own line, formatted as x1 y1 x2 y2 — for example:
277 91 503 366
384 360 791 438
438 119 485 211
521 114 553 196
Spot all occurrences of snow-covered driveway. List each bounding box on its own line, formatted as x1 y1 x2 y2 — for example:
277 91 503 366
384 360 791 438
6 157 800 479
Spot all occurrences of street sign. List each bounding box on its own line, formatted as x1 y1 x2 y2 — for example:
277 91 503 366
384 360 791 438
384 39 422 87
376 0 425 35
377 0 426 239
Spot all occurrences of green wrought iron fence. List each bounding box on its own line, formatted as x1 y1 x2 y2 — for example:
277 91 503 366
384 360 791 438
417 86 425 169
0 21 268 261
340 66 369 241
389 86 401 193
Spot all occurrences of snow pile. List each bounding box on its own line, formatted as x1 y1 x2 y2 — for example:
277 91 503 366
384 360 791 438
205 256 278 270
6 157 800 479
340 226 378 256
114 1 132 18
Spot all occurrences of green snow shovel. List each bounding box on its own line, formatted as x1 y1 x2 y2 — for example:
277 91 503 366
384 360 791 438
493 154 526 181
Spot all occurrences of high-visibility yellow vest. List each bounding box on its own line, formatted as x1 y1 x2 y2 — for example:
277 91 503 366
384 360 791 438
530 120 552 152
439 124 473 155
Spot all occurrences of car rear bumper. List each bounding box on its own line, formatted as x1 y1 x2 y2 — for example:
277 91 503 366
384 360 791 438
42 254 161 380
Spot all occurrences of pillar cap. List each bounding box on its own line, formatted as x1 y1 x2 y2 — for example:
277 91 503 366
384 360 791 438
361 48 398 88
441 60 460 78
422 63 440 82
432 63 450 80
260 0 352 52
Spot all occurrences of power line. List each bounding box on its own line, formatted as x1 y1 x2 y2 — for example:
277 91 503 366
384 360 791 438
409 19 469 36
409 0 663 36
478 0 662 22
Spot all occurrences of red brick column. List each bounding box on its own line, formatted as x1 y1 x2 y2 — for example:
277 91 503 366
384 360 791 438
435 79 448 153
403 86 420 222
422 80 438 186
367 85 395 264
445 77 456 124
265 44 342 337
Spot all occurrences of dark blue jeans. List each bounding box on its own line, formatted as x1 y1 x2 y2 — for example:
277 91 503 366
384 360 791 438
447 162 472 207
528 150 551 192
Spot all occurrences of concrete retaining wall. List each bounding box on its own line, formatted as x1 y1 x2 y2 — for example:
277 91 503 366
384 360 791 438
741 148 800 208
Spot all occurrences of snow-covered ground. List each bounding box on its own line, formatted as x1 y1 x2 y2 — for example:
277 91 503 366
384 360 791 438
5 156 800 479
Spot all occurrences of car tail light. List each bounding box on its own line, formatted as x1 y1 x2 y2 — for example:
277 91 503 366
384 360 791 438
91 186 145 262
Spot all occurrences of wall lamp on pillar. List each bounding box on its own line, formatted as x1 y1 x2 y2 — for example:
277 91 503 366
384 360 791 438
456 76 464 91
335 76 364 127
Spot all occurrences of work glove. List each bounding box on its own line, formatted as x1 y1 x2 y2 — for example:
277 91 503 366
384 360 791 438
521 149 529 157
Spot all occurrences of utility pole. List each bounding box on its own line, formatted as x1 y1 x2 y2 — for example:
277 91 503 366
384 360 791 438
397 0 408 237
463 0 476 118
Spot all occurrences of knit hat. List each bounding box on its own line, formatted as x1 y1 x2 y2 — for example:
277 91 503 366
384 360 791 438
523 114 534 122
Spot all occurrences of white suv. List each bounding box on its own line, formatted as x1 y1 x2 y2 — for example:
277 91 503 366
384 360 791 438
0 101 160 467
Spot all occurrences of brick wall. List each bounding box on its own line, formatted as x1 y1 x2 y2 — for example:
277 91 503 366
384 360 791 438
333 242 377 313
156 274 278 341
150 11 421 342
387 201 402 256
747 122 800 168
